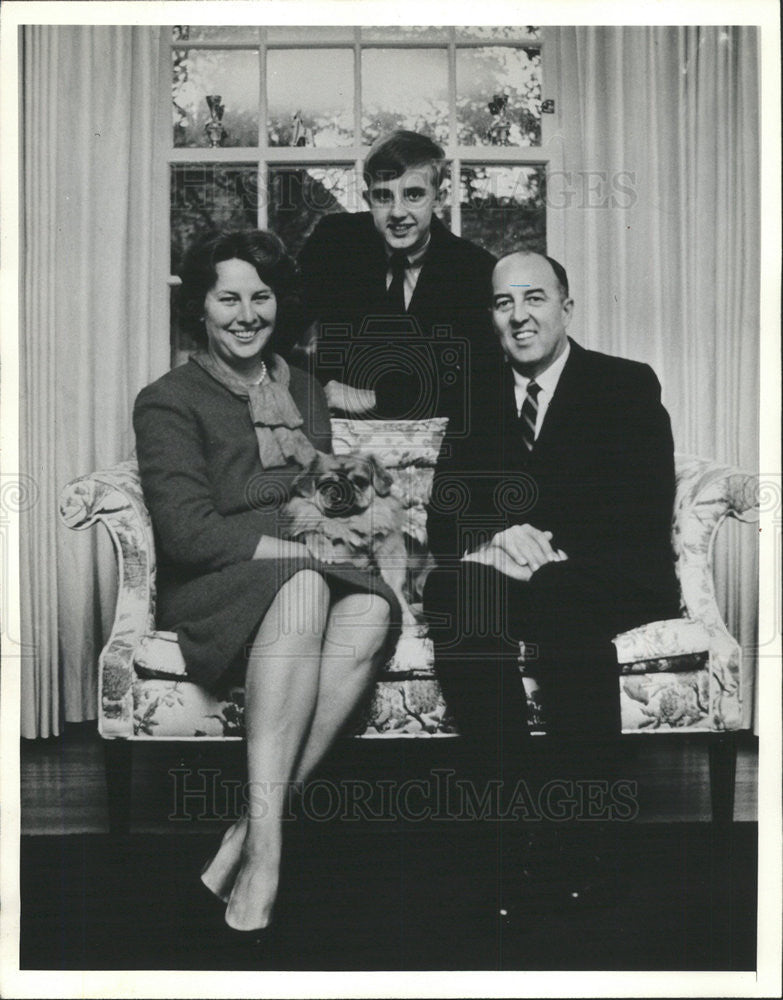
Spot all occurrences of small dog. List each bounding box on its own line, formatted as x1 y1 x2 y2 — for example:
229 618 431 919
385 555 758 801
282 452 417 629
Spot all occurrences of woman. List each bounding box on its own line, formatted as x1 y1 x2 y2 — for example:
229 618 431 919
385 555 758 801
133 230 399 935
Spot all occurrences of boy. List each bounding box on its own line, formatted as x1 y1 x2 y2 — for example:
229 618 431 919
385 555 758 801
298 130 499 425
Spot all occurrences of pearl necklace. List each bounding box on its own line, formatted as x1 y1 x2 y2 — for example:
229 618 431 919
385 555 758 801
245 361 267 387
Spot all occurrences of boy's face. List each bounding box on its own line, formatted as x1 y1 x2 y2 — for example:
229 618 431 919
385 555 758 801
363 165 443 255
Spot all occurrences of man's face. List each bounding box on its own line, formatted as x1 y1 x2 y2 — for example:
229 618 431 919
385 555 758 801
364 165 443 254
491 253 573 377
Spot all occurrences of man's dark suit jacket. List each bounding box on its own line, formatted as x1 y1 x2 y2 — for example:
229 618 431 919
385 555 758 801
298 212 499 423
427 338 680 611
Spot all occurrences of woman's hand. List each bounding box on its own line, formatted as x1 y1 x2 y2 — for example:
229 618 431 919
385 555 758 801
252 536 312 560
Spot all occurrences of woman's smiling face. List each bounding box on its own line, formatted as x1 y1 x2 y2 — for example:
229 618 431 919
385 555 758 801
203 258 277 371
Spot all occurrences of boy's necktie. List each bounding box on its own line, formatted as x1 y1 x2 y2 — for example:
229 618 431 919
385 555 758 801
387 251 408 313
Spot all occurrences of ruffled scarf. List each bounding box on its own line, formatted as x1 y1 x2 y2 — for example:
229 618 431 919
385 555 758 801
192 351 317 470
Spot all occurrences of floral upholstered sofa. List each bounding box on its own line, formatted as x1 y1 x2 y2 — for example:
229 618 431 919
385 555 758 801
60 419 758 826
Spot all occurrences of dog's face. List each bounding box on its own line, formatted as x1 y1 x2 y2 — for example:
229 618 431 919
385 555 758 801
290 452 393 518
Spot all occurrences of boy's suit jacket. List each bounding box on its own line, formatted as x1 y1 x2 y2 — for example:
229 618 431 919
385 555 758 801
298 212 500 422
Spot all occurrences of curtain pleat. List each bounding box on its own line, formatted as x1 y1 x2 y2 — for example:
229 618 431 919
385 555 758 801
21 26 169 737
553 26 760 726
21 27 60 739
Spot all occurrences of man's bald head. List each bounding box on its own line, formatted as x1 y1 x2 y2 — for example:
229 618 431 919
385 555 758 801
494 251 570 302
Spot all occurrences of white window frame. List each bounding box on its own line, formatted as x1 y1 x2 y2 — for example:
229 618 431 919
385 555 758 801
160 26 564 350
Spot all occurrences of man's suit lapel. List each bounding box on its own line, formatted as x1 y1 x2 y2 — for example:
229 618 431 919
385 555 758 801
355 215 389 304
526 339 588 461
499 366 527 470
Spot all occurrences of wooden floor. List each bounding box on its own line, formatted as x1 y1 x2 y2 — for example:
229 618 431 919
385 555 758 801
21 724 758 834
18 726 759 971
19 822 758 970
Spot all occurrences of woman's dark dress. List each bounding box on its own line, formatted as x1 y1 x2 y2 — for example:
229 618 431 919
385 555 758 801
133 359 400 690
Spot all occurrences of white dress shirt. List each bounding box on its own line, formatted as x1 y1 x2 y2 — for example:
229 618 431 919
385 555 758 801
384 234 431 310
512 341 571 439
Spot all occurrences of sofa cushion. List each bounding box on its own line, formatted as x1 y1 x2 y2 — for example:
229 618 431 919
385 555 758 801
134 623 710 683
522 668 713 733
134 631 189 680
131 676 456 739
131 662 720 739
612 617 710 664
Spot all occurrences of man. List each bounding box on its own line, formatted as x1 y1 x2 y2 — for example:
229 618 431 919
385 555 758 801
298 130 499 423
423 251 681 917
425 249 680 766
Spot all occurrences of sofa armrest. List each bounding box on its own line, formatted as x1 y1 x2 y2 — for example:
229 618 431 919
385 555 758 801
673 455 759 633
59 460 155 738
672 455 759 729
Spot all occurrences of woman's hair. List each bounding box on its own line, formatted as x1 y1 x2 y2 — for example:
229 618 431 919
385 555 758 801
178 229 303 355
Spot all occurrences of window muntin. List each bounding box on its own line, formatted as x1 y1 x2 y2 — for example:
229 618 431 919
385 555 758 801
172 48 260 148
361 48 449 145
459 164 546 258
267 49 355 148
166 24 551 344
456 46 542 147
267 165 359 256
170 164 260 273
168 25 545 157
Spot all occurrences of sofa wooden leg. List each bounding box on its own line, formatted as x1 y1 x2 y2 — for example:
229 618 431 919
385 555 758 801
103 739 133 835
708 734 737 828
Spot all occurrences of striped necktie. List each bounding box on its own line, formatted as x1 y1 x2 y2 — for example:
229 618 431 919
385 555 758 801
519 379 541 451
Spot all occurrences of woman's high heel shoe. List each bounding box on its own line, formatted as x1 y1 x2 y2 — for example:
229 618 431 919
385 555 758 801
198 870 228 910
225 925 271 944
221 922 276 966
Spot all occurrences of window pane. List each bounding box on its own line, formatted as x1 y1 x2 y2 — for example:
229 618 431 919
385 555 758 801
267 49 354 147
172 26 260 43
459 165 545 257
170 165 260 275
268 167 360 257
360 26 450 41
362 49 448 145
173 49 259 147
456 26 541 41
266 26 355 42
456 46 541 147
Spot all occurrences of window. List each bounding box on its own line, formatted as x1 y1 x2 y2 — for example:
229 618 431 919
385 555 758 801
167 25 554 357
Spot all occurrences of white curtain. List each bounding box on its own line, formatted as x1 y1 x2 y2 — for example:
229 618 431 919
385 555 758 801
21 26 169 737
550 26 760 725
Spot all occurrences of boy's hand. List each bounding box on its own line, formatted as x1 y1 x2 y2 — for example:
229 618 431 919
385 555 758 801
324 380 377 415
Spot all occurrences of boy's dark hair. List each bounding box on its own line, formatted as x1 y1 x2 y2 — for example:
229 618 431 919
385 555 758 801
178 229 303 355
363 130 447 188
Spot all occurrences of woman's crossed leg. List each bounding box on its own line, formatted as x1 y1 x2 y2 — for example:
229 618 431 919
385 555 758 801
201 570 390 930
